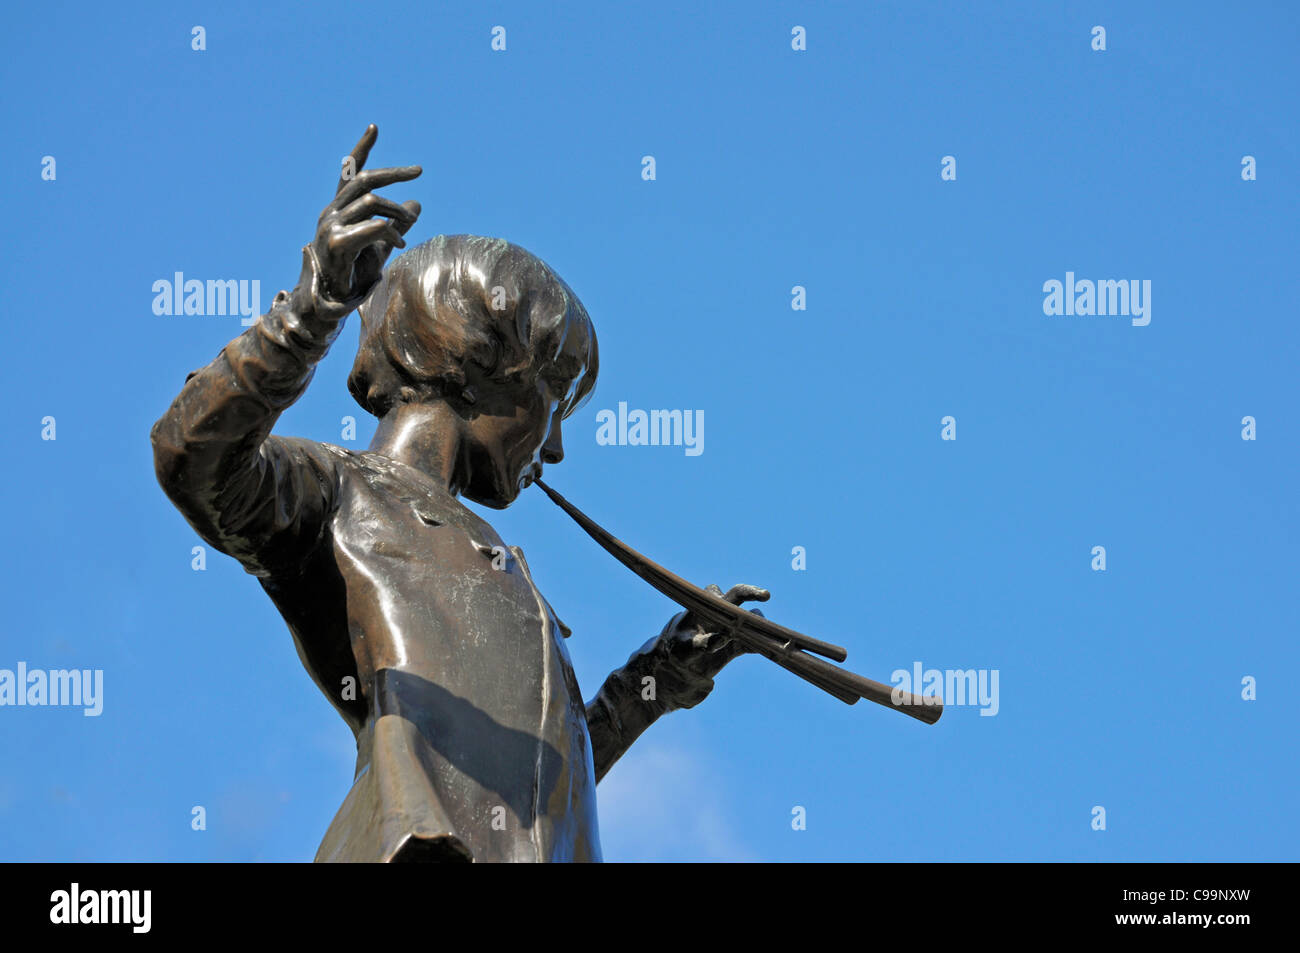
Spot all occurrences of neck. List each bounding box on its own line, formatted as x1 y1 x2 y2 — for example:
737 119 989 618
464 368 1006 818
368 402 466 495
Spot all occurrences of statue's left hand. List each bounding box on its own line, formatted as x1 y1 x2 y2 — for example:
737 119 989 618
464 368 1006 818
662 583 769 681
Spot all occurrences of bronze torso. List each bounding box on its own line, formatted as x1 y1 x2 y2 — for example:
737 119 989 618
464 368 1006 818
277 446 601 861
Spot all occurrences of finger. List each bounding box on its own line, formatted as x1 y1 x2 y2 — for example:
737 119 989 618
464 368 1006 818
361 201 422 271
336 124 379 195
329 219 407 256
338 192 420 226
392 200 421 237
335 164 423 206
722 584 770 605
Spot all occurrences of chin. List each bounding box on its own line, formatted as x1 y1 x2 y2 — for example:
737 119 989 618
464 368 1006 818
469 495 513 510
463 477 519 510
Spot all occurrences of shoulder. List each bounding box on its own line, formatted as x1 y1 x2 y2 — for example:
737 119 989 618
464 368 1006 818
324 447 466 529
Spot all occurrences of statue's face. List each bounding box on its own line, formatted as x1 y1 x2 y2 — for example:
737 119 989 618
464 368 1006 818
460 376 565 509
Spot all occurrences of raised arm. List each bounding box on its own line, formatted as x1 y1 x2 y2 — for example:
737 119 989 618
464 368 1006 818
585 584 768 782
150 125 421 576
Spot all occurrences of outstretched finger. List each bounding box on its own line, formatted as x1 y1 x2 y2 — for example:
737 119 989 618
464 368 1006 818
337 124 379 194
722 584 770 606
336 164 423 206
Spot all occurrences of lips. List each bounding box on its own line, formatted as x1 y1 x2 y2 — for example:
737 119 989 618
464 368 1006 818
518 463 543 490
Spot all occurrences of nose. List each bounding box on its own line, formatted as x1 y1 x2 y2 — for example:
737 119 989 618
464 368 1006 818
541 411 565 464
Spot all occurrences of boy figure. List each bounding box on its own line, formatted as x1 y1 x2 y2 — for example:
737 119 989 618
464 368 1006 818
151 126 768 862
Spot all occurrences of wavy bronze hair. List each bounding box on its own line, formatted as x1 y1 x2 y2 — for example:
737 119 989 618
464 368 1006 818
348 234 598 418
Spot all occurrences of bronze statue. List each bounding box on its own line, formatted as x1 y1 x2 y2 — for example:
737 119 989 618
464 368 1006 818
151 126 937 864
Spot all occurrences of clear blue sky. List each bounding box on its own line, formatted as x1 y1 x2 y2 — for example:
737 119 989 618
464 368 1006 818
2 1 1295 861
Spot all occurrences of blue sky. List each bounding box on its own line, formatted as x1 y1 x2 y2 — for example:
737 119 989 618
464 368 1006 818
1 1 1296 861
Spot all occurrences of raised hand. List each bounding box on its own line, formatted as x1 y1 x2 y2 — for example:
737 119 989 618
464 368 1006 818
311 124 422 302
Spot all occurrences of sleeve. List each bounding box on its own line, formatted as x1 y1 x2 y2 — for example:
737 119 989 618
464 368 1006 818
149 245 364 578
585 611 717 783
